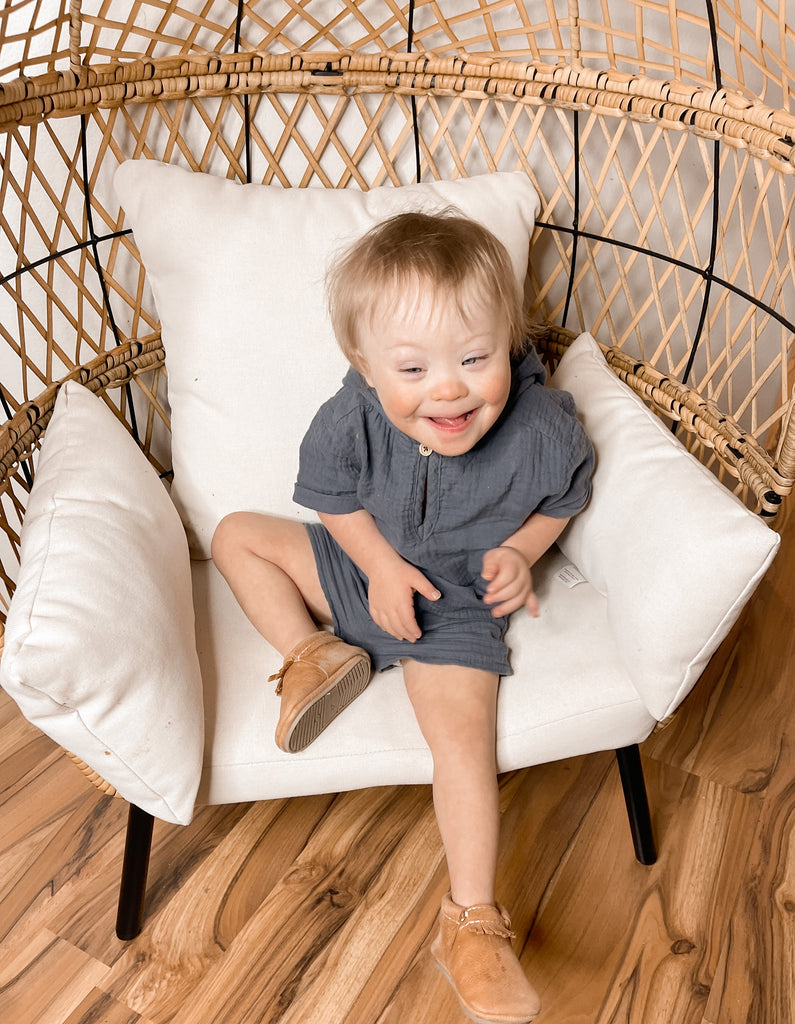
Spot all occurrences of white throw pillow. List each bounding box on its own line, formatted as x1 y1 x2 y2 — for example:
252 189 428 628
0 382 203 825
550 332 780 720
113 161 540 557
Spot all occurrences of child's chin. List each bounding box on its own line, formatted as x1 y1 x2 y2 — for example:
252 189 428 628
429 435 480 457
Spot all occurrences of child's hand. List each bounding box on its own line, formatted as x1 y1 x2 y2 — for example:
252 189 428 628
481 545 539 618
367 559 441 642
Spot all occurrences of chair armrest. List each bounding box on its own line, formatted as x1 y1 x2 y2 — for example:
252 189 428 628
551 334 779 721
0 382 203 826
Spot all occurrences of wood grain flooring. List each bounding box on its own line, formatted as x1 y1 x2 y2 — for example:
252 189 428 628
1 504 794 1023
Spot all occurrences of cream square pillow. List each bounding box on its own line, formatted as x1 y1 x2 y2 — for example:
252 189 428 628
113 161 540 557
0 382 203 825
550 332 780 720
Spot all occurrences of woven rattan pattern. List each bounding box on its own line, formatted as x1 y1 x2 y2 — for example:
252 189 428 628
1 0 794 624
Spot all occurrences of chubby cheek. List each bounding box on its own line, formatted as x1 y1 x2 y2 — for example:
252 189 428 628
481 368 512 409
378 382 422 422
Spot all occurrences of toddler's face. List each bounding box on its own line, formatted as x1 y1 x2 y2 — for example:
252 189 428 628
356 281 512 457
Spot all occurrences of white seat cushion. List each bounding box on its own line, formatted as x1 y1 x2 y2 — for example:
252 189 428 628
193 547 654 806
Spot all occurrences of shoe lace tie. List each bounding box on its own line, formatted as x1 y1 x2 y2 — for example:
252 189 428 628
269 657 297 695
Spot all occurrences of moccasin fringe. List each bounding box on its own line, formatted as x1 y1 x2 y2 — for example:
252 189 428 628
269 658 296 694
457 905 516 940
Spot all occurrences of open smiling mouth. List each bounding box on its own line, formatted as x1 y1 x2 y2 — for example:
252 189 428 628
428 410 475 430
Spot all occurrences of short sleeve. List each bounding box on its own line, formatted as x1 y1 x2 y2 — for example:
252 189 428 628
293 396 365 514
535 415 595 519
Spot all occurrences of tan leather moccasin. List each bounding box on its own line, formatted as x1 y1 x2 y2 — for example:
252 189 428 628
431 893 541 1024
270 631 371 752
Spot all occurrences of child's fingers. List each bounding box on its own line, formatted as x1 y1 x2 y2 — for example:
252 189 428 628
484 570 511 595
401 572 440 641
389 592 421 641
485 573 539 618
488 594 525 617
395 615 421 642
489 588 538 618
371 590 419 642
483 563 524 602
481 546 514 583
394 583 430 641
370 567 438 642
412 572 441 603
378 605 420 642
483 578 516 603
481 549 499 581
482 546 529 591
484 581 525 617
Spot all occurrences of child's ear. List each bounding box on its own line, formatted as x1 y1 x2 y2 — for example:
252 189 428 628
352 351 373 386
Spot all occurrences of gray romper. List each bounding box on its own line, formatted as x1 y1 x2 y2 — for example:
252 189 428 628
293 347 594 676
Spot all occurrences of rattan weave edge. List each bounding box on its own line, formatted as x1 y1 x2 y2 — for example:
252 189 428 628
0 335 164 478
2 51 794 173
66 751 120 798
542 326 793 518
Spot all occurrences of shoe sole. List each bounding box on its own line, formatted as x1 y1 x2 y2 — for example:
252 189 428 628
285 656 371 752
432 958 539 1024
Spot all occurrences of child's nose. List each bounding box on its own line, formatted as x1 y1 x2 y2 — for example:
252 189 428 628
431 373 467 401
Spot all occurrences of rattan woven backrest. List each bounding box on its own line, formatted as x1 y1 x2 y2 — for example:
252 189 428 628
0 0 794 620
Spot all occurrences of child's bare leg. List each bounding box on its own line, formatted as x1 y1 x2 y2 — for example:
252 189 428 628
405 660 541 1022
402 660 500 907
213 512 370 753
211 512 332 654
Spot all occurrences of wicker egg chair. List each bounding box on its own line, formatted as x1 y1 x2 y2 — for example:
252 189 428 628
0 0 792 942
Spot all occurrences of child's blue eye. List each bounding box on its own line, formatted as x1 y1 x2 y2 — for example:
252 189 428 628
400 366 424 374
462 355 485 366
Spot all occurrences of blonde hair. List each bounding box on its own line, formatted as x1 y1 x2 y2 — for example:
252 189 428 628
327 210 527 368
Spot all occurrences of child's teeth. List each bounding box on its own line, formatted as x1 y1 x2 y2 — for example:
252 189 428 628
433 412 469 425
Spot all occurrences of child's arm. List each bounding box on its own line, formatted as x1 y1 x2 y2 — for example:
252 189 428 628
318 509 441 642
481 513 570 619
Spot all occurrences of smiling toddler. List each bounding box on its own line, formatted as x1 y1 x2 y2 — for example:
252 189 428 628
212 210 594 1023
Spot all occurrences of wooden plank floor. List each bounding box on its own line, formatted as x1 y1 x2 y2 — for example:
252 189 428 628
1 503 794 1023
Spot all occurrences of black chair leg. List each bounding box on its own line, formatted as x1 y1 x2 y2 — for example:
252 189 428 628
615 744 657 865
115 803 155 940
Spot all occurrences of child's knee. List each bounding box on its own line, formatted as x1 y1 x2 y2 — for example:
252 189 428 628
210 511 247 568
